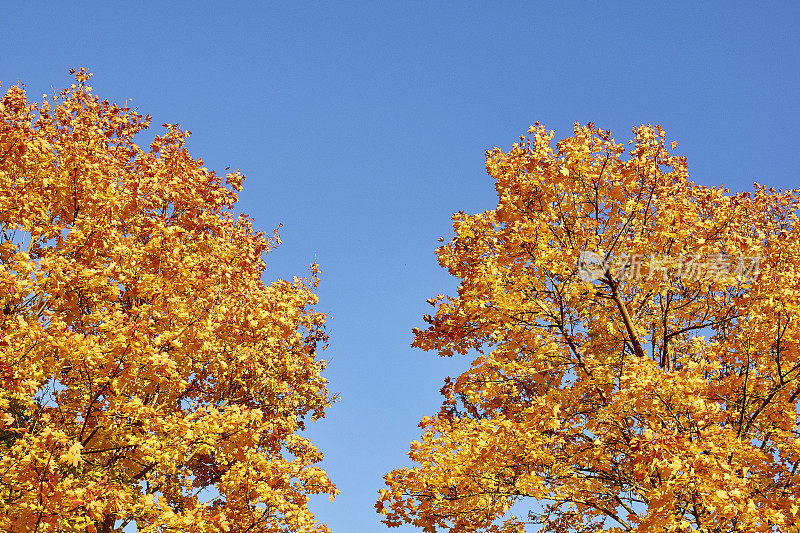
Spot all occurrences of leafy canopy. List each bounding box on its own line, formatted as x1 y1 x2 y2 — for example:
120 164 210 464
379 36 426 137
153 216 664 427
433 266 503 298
378 124 800 532
0 69 336 533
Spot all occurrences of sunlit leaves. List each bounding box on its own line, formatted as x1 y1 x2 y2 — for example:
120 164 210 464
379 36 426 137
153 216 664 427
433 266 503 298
0 69 336 533
379 123 800 532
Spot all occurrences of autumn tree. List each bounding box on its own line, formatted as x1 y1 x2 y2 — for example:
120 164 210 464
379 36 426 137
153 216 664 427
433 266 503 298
0 69 336 533
377 124 800 532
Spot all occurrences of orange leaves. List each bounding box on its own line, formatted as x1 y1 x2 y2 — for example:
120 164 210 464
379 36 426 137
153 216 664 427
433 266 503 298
0 71 335 533
380 123 800 532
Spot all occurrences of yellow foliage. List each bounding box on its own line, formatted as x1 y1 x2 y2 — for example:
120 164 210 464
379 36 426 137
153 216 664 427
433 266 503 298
0 69 336 532
379 123 800 532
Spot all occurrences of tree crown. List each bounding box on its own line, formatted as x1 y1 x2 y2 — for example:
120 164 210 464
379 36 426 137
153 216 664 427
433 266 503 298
0 69 336 533
378 123 800 532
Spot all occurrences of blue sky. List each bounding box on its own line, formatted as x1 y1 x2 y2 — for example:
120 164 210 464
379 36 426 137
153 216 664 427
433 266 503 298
2 2 798 532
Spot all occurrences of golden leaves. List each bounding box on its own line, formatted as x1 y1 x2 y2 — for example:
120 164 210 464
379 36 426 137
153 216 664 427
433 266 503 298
0 71 335 532
380 123 800 532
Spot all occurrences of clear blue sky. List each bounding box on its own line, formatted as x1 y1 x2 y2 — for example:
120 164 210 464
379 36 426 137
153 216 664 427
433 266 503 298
2 2 798 532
